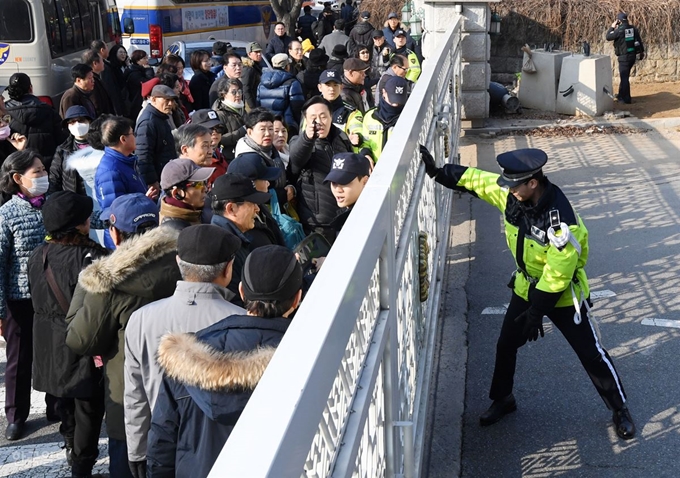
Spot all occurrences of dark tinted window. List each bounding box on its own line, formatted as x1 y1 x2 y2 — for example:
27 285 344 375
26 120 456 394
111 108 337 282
42 0 63 56
0 0 33 42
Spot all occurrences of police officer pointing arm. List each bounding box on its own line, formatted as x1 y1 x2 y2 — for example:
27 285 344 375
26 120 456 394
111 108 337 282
420 145 636 440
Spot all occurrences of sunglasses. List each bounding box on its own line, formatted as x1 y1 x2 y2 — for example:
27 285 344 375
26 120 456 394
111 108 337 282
186 181 208 191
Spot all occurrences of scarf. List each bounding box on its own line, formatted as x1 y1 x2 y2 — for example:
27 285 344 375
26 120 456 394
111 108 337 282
243 135 273 157
160 198 202 224
17 192 46 208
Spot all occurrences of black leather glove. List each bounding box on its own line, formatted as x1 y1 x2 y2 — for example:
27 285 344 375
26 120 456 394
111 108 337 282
419 144 440 178
514 308 545 341
129 459 147 478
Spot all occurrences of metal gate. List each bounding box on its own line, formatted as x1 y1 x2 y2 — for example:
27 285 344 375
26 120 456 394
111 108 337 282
208 19 463 478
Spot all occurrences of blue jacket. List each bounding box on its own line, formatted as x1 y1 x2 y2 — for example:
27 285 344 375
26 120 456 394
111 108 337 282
0 195 45 307
135 104 176 186
257 69 305 133
147 315 289 478
210 214 250 301
383 25 417 51
94 147 147 248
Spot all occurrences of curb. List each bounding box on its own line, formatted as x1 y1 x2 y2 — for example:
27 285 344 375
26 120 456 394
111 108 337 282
463 116 680 136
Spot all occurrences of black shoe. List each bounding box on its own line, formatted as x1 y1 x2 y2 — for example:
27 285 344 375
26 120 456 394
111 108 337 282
480 394 517 426
613 406 636 439
63 436 74 466
5 422 24 441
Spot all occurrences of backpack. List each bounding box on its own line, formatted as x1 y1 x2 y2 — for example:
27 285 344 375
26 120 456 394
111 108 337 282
269 189 306 249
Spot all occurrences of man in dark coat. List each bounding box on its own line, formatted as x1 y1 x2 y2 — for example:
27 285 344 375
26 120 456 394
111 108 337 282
341 58 371 114
210 173 272 301
28 192 108 478
147 245 303 478
265 22 294 62
257 54 305 136
66 193 182 478
135 85 178 195
59 64 98 120
297 5 317 44
81 49 115 117
241 42 265 110
298 49 330 100
289 96 355 243
606 12 644 104
348 11 375 56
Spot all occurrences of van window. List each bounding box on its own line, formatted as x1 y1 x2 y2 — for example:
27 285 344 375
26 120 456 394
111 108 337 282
42 0 64 56
0 0 34 43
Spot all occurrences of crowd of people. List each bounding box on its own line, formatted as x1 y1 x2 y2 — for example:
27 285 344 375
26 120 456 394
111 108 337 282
0 6 421 478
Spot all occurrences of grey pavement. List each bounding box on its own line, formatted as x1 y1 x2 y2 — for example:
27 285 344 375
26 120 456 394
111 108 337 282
425 125 680 477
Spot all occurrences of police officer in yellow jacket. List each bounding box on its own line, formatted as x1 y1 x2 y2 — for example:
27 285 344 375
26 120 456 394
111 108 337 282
392 30 420 82
420 146 636 440
348 76 407 162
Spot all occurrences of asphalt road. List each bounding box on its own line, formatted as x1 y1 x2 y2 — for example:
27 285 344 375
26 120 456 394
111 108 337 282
426 128 680 478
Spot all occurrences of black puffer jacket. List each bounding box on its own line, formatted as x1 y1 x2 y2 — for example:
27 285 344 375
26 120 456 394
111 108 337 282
289 125 354 232
241 58 263 110
341 76 368 114
211 99 246 161
28 237 109 397
49 136 88 195
135 104 176 185
6 95 65 163
348 21 375 55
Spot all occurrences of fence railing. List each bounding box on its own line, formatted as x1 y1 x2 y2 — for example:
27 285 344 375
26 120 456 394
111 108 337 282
208 18 463 478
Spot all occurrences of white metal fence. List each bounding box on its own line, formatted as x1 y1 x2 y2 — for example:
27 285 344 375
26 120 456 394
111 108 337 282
208 19 463 478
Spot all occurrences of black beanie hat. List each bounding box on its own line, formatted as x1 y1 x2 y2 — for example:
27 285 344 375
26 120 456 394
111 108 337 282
242 245 303 302
42 191 93 234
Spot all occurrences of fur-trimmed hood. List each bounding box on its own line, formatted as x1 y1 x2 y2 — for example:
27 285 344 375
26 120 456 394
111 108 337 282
153 314 289 422
157 333 275 391
78 226 179 294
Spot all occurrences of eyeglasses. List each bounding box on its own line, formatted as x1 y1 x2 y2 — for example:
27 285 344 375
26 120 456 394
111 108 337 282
227 63 243 68
122 131 136 138
228 89 243 96
395 65 408 71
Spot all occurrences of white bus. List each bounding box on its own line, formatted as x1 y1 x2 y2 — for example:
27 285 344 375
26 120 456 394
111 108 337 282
0 0 121 106
117 0 277 62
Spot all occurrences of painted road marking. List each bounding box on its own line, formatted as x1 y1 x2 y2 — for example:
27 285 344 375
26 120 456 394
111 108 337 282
641 318 680 329
482 290 616 315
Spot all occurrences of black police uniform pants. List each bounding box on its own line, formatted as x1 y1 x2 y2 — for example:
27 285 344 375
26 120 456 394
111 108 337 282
489 292 627 411
617 56 636 103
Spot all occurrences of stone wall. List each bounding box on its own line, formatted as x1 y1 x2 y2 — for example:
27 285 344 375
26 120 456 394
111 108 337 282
489 17 677 85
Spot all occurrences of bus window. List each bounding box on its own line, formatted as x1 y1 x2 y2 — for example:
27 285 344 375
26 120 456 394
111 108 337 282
77 0 94 47
0 0 33 43
42 0 64 57
58 0 77 52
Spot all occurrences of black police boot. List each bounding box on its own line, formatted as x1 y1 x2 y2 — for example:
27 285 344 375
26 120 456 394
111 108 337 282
613 406 636 440
480 394 517 427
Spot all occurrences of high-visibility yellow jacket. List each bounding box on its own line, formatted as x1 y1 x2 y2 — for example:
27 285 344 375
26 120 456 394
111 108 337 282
436 165 590 307
346 107 396 162
391 49 421 82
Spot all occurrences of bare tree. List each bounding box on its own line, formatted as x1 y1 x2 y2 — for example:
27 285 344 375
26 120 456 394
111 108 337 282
270 0 304 36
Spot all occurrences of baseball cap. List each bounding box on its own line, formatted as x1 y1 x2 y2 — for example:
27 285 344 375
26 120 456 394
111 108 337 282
151 84 178 99
42 191 93 234
247 42 263 53
343 58 369 71
227 153 283 182
103 193 159 233
191 109 222 129
62 105 94 127
383 76 409 106
319 69 341 84
388 12 399 19
241 245 303 301
177 224 241 265
324 152 371 185
211 173 271 204
394 29 407 37
361 11 370 19
272 53 290 69
617 12 628 21
372 29 384 38
160 158 215 190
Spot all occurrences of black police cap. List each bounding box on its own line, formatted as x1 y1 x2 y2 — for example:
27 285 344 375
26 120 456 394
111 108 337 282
496 148 548 188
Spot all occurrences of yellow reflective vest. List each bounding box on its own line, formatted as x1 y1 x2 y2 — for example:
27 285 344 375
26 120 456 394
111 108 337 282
346 107 392 162
391 49 421 82
436 166 590 307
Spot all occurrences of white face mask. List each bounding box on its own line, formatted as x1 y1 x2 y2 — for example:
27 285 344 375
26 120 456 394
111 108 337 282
222 99 244 109
68 122 90 138
25 175 49 196
0 125 10 140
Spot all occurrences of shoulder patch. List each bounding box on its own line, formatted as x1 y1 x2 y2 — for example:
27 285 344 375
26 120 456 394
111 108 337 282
410 58 416 64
